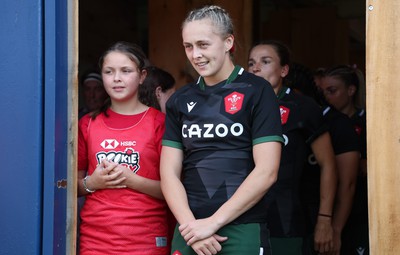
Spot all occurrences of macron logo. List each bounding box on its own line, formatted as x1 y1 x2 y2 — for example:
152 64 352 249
357 247 365 255
187 101 197 112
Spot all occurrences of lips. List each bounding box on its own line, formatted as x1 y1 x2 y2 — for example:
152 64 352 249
112 86 125 92
194 61 208 67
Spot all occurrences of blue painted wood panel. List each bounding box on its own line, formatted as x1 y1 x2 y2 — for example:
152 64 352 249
0 0 69 254
0 1 44 254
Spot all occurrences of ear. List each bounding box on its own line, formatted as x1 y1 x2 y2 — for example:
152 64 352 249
281 65 289 78
225 34 234 53
155 86 162 99
348 85 356 96
139 69 147 85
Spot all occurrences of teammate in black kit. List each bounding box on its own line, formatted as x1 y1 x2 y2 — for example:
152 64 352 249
248 40 337 255
320 65 368 254
160 6 283 255
301 105 360 255
289 64 361 255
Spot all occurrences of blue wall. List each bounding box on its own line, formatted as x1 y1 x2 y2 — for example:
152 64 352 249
0 1 69 254
0 1 44 254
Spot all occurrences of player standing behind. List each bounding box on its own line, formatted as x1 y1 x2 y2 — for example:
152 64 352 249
320 65 368 254
160 5 284 255
77 41 170 255
248 40 337 255
139 65 176 114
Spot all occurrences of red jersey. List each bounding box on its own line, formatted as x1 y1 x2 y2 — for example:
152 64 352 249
78 108 170 255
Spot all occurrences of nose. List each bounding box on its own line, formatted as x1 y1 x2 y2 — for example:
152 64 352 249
113 71 121 82
250 63 261 73
193 46 202 59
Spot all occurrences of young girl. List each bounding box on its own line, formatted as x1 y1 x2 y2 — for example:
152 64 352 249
160 5 283 255
248 40 337 255
77 41 170 255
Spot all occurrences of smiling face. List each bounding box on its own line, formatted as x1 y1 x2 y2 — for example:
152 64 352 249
248 44 289 93
182 19 234 85
101 51 146 103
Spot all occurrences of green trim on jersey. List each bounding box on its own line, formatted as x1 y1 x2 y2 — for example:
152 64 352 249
276 86 290 100
253 135 284 145
163 67 283 224
198 65 243 90
162 139 183 149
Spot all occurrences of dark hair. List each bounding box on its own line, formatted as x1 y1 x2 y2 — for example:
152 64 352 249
80 70 103 86
251 40 291 67
139 66 175 111
286 62 321 103
98 41 147 71
250 40 292 87
324 65 360 89
323 65 365 108
91 41 148 119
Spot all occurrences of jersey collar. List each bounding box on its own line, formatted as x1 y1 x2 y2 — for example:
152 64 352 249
197 65 244 91
277 86 291 100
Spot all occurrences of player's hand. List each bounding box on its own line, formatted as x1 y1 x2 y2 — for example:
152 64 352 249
329 229 341 255
179 217 220 245
314 216 333 253
191 234 228 255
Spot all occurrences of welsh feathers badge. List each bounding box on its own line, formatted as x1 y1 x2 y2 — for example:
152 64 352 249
280 105 290 124
224 92 244 114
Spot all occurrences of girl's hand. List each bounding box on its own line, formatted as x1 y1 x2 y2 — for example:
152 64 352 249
87 159 127 190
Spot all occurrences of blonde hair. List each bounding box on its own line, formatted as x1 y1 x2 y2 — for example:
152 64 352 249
183 5 234 39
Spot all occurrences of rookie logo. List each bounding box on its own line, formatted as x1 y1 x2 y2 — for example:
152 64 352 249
172 251 182 255
224 92 244 114
96 148 140 173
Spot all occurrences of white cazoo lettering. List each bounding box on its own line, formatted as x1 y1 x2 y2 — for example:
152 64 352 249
182 123 244 138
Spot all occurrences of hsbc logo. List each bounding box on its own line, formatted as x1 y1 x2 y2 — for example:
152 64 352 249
100 139 137 149
101 139 119 149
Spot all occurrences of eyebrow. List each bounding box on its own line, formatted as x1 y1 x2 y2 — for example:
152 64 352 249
183 39 211 45
248 56 273 62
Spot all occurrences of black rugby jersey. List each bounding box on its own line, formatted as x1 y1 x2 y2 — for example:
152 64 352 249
351 108 367 159
301 106 360 230
163 66 283 224
348 108 368 219
266 87 325 237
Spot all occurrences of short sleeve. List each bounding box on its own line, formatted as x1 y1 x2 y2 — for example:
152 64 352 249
251 79 284 145
78 114 91 171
